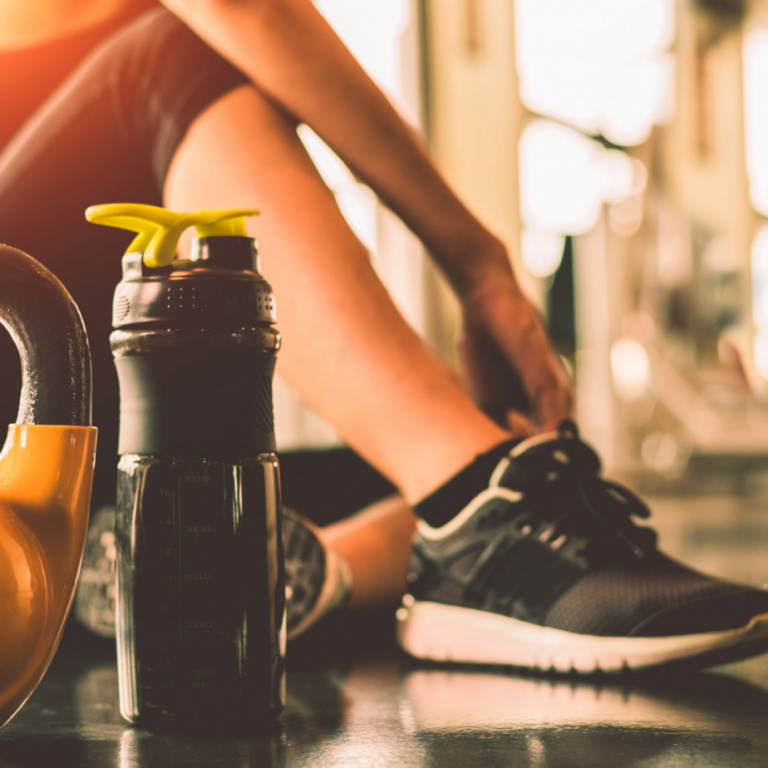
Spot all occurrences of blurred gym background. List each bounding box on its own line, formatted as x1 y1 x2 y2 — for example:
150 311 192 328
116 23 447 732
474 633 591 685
279 0 768 502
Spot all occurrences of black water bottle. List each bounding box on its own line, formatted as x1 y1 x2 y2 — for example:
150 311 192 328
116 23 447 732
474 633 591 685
87 204 285 731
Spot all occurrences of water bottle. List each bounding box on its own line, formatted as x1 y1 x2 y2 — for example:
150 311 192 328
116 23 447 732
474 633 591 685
86 204 285 731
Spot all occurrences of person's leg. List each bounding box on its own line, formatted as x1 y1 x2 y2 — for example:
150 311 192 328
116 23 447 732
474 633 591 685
163 84 522 628
323 495 414 609
164 81 768 673
163 84 513 505
279 448 410 610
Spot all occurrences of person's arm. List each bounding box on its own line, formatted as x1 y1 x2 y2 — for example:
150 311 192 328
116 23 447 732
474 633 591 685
161 0 572 430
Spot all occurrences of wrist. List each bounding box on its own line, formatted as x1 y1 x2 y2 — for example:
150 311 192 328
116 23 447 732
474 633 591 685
442 234 519 302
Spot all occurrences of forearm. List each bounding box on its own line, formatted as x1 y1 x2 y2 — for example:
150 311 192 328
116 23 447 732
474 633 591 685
160 0 514 296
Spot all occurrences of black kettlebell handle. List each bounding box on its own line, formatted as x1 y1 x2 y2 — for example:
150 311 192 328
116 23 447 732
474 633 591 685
0 244 91 427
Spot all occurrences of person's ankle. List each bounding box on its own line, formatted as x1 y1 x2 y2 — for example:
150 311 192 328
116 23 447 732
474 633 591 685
413 438 520 529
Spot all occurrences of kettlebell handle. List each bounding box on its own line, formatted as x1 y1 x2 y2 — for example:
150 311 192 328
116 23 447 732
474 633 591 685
0 244 91 426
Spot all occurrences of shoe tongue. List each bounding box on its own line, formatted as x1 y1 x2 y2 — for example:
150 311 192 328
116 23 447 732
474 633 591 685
496 422 602 491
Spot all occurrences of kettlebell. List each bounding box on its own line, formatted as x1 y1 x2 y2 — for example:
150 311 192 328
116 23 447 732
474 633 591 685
0 244 97 729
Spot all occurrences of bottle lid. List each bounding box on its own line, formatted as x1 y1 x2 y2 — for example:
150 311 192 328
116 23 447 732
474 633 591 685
85 203 259 268
86 204 276 329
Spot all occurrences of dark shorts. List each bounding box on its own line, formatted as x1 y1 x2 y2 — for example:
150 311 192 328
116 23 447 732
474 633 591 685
0 9 394 518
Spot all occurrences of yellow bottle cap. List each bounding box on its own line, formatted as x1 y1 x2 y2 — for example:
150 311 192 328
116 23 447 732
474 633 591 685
85 203 259 268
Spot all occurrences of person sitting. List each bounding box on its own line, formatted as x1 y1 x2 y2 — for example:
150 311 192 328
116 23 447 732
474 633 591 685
1 0 767 672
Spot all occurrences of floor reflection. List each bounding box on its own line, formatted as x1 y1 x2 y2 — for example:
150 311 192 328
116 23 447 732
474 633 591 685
398 664 768 767
277 650 768 768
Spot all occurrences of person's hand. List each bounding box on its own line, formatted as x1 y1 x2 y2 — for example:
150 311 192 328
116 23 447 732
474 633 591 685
459 271 573 436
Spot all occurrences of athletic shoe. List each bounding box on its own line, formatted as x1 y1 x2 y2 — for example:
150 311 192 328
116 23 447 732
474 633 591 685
396 421 768 673
283 507 352 641
75 506 350 642
74 505 119 637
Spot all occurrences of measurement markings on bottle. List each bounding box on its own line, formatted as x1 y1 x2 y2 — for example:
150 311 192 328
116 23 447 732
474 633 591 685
185 524 212 534
191 667 215 677
183 473 211 484
184 571 214 581
185 620 214 629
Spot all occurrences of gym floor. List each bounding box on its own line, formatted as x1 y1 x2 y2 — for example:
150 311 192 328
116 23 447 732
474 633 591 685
3 484 768 768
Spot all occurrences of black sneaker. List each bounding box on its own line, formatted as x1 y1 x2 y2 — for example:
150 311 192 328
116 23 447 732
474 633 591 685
396 421 768 673
282 508 352 641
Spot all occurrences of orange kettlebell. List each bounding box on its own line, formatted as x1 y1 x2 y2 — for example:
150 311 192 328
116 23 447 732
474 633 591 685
0 244 97 728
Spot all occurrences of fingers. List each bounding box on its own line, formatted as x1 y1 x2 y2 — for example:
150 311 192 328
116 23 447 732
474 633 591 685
462 281 574 434
513 314 574 432
529 370 574 432
458 319 531 418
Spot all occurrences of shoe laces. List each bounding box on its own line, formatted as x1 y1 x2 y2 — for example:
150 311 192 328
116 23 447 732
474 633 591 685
499 420 656 559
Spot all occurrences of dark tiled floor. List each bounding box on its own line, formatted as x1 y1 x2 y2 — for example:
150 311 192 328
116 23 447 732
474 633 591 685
3 486 768 767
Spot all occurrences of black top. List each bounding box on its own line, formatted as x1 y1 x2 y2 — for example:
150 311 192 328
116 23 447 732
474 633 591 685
0 0 159 152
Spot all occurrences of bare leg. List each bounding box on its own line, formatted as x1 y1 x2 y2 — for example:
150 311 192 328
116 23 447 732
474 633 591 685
164 85 512 504
323 496 415 609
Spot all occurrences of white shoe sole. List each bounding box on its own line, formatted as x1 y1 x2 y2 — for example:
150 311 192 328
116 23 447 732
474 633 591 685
396 598 768 673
